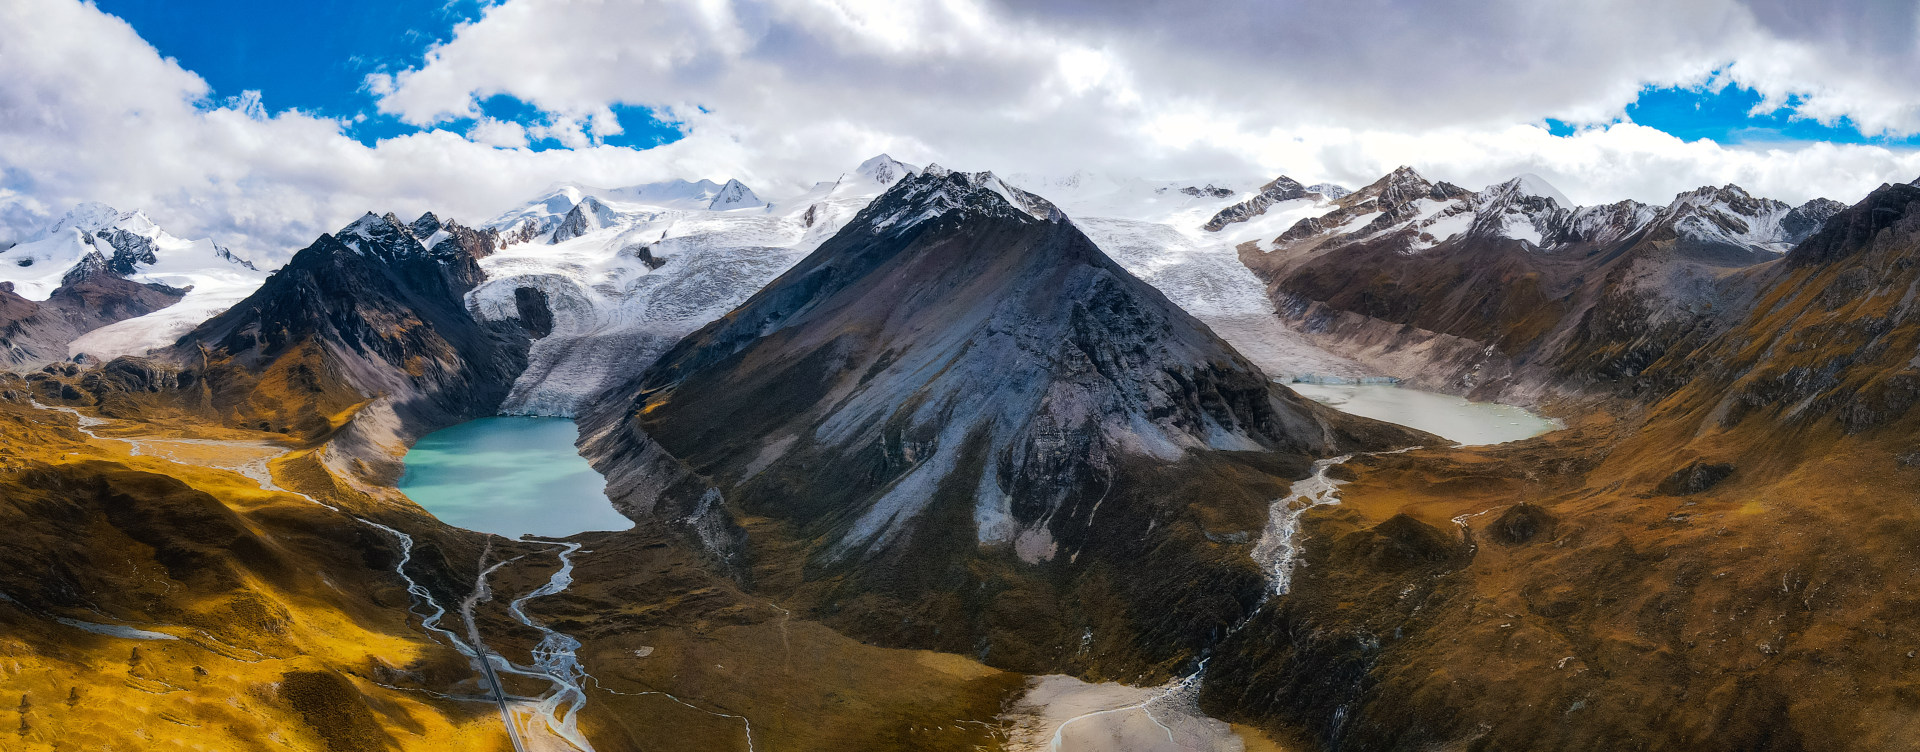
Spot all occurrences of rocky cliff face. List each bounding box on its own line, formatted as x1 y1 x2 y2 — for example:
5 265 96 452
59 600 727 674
582 168 1426 677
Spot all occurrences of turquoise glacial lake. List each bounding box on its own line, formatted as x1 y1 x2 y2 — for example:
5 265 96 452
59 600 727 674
398 417 633 539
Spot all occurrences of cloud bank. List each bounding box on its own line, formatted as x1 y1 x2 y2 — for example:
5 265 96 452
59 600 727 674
3 0 1919 259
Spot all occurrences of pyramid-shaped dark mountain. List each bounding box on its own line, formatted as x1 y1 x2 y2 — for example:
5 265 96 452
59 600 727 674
170 212 529 438
588 168 1426 672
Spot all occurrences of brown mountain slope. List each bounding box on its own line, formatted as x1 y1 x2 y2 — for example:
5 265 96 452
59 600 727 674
1199 181 1920 751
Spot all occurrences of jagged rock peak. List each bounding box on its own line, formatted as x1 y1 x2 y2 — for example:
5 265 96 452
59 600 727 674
336 212 417 255
1668 183 1774 212
409 211 443 238
1203 174 1317 231
1371 165 1441 206
1786 181 1920 268
706 179 765 210
550 195 616 244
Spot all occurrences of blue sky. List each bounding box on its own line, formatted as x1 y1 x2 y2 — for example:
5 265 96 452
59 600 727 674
1550 85 1920 148
96 0 684 149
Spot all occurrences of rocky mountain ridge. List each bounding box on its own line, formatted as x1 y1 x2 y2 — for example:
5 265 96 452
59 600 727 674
1238 166 1855 402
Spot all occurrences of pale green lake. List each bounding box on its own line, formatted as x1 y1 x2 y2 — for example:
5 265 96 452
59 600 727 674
1287 383 1562 446
398 417 632 539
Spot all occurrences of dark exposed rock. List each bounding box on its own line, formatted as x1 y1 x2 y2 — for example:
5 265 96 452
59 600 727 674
1204 176 1311 231
166 211 530 438
1781 197 1848 245
513 286 555 339
551 196 613 244
92 228 158 275
622 243 667 270
1657 461 1735 495
1489 502 1556 544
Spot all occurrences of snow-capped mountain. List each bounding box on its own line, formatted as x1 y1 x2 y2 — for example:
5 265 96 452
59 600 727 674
0 203 266 364
491 178 771 246
1236 165 1850 400
1251 166 1842 262
170 210 530 438
706 178 764 210
0 203 253 300
466 156 923 415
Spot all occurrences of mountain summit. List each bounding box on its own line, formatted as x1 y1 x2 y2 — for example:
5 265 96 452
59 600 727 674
585 167 1424 670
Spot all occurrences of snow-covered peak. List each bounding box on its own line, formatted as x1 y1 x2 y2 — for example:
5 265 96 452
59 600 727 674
550 196 624 243
1203 175 1316 231
707 179 765 211
0 202 252 301
1554 200 1660 247
41 202 149 240
338 212 390 242
1657 185 1814 254
1486 173 1572 209
1668 184 1771 213
1307 183 1353 200
855 154 920 187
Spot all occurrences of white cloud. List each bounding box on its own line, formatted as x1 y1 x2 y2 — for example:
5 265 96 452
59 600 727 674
2 0 1918 258
0 0 771 258
467 117 530 148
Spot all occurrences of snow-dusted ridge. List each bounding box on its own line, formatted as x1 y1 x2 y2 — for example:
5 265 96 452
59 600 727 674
1223 165 1845 261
